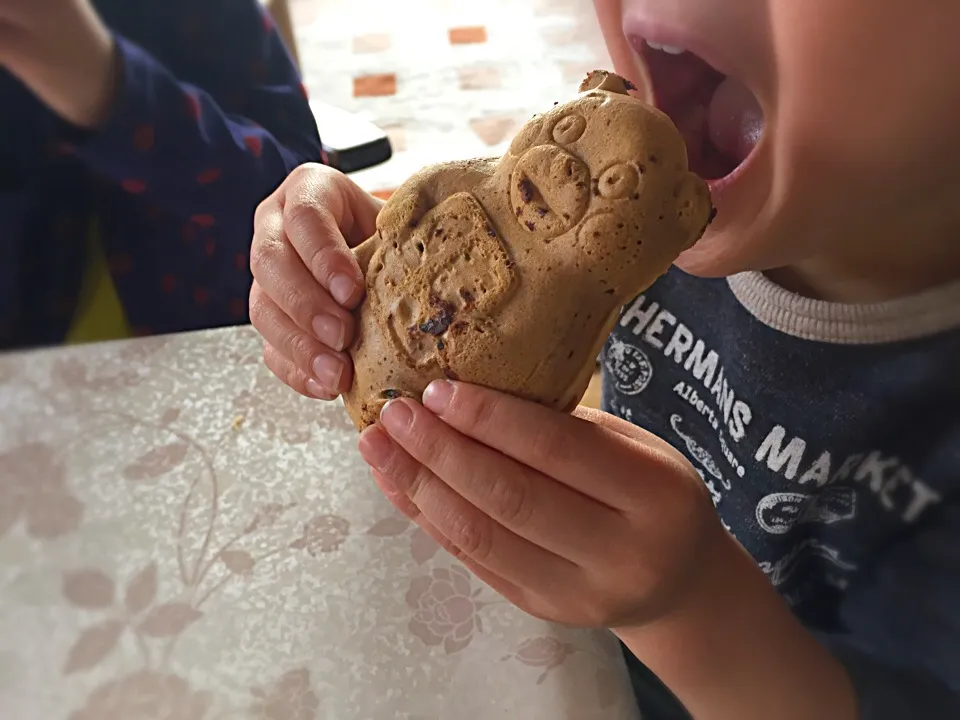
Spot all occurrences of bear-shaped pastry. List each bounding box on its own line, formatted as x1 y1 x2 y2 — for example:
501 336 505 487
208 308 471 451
344 71 714 431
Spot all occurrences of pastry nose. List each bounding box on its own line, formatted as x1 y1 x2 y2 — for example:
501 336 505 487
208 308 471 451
510 144 591 239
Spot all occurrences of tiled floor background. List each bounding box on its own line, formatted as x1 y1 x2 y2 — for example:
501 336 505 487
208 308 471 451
288 0 609 407
289 0 610 197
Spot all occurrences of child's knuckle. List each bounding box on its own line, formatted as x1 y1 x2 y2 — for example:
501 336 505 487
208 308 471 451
287 163 316 187
469 392 499 433
405 466 432 507
248 291 270 329
530 423 571 465
285 330 314 365
249 235 279 274
488 476 532 528
451 514 491 561
308 246 339 284
281 285 309 320
413 424 445 464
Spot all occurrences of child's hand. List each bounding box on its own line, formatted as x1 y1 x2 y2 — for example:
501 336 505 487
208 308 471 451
250 164 384 400
358 383 861 720
0 0 118 127
358 380 733 630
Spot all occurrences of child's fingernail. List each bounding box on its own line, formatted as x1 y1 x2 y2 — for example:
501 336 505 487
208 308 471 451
312 353 343 389
422 379 454 414
380 399 413 435
329 274 356 306
358 427 394 470
312 313 345 350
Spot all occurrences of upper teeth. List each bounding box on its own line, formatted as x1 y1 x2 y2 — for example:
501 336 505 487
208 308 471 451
645 40 686 55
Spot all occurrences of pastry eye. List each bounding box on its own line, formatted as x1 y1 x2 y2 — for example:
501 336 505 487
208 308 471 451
597 163 640 199
551 114 587 144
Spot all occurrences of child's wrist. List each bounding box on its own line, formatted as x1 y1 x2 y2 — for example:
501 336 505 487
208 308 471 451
5 13 119 129
59 27 119 129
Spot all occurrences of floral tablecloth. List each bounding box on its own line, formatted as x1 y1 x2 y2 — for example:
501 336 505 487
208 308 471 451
0 326 638 720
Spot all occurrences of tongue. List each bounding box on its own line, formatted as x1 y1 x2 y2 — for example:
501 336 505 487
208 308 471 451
707 77 764 163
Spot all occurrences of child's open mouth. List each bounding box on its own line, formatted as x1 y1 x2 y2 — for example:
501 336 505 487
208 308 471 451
629 36 764 186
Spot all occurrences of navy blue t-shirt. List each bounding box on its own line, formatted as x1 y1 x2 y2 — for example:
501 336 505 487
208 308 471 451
602 268 960 719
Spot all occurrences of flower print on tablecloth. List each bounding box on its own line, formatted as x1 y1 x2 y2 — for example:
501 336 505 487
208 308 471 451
367 514 513 656
2 328 640 719
0 442 84 539
500 633 630 707
68 670 213 720
501 637 578 684
51 356 143 393
231 368 354 444
57 491 329 716
250 668 321 720
366 513 442 565
290 514 352 556
367 510 637 714
56 496 325 672
46 405 342 718
3 341 347 685
60 560 205 677
406 566 491 654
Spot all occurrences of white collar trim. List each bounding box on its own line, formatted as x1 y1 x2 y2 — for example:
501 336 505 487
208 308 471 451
726 271 960 344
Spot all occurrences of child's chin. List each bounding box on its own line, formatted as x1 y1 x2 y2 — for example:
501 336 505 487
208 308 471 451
673 229 753 279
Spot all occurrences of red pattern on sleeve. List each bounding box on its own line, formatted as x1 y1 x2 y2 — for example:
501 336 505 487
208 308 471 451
133 124 155 152
190 214 216 228
53 1 323 341
243 135 263 157
185 92 202 121
121 179 148 194
196 168 222 185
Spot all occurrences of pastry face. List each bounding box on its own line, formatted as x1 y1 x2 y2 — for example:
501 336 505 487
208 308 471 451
368 192 516 373
505 82 706 256
344 72 713 431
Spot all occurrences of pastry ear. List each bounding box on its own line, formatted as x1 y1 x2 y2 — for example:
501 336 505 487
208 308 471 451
376 163 484 239
578 70 635 95
377 185 432 239
354 232 380 274
671 173 714 250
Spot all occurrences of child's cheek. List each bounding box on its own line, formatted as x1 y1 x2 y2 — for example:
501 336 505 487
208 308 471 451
592 0 650 99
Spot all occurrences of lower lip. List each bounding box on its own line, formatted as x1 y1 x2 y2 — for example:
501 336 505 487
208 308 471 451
705 146 756 198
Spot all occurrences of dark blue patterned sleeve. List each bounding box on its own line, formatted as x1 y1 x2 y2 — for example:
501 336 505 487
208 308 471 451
76 2 321 222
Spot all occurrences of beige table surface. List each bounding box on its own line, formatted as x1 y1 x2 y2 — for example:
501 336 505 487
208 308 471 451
0 326 637 720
